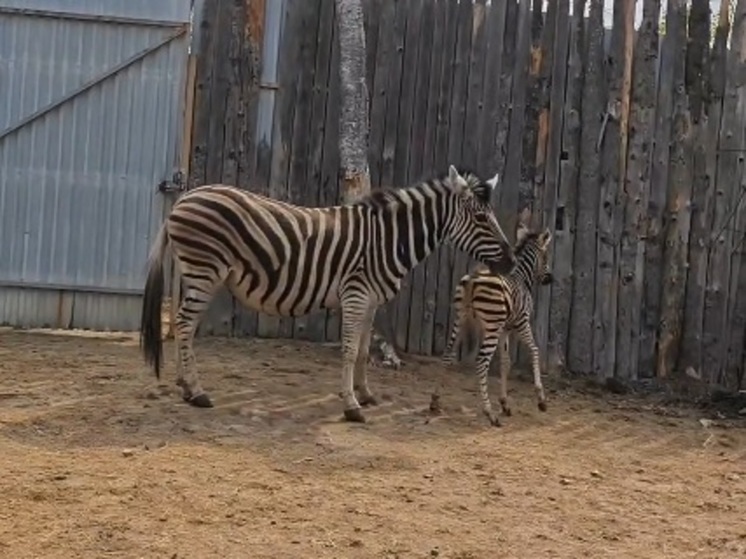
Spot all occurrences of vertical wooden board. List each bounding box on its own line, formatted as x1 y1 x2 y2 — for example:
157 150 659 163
257 0 302 339
286 0 324 342
231 0 266 339
404 0 436 354
701 2 732 385
428 0 460 355
324 0 343 342
363 0 380 118
615 0 658 381
499 0 531 243
679 0 711 375
435 0 474 356
391 0 425 350
300 0 337 343
723 1 746 388
594 0 633 380
189 0 219 189
638 1 677 377
367 0 398 189
567 0 605 374
197 0 235 337
375 0 409 345
415 0 449 355
549 0 583 372
534 0 570 372
462 0 489 172
476 0 508 178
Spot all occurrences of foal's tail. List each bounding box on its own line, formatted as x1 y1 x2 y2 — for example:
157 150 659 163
140 225 169 379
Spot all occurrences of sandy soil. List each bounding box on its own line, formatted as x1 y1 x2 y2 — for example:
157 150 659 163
0 328 744 559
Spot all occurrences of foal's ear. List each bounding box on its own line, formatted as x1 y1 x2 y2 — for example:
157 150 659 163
538 227 553 250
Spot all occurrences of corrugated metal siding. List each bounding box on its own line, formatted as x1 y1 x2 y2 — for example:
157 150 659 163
0 0 191 24
0 0 190 329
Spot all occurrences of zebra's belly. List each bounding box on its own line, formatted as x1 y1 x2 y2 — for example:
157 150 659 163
227 276 342 317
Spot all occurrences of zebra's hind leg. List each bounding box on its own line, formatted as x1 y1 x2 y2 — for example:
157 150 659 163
353 303 378 407
497 332 512 416
174 282 218 408
474 329 502 427
516 323 547 412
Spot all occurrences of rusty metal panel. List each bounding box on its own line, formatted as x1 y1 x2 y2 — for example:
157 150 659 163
0 0 191 329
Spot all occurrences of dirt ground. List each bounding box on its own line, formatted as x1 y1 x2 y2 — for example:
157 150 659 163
0 329 745 559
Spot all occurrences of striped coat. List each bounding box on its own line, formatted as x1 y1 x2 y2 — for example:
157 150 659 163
140 165 515 422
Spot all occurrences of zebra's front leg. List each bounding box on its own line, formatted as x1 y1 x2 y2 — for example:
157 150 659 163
354 304 378 407
339 296 370 422
517 324 547 412
497 332 512 416
175 286 213 408
475 331 501 427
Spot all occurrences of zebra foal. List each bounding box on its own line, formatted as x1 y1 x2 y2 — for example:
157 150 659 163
140 165 516 423
443 223 553 426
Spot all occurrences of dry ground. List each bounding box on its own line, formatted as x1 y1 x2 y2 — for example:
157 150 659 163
0 328 745 559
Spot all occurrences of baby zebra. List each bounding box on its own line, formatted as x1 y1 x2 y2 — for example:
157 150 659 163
443 224 553 427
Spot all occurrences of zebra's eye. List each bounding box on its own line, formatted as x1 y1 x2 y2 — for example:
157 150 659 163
474 212 489 224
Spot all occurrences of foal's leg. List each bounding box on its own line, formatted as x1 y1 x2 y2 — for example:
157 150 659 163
443 314 462 366
516 323 547 411
474 328 502 427
497 332 513 416
354 303 378 407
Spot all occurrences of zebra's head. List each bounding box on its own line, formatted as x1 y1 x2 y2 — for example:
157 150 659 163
444 165 515 274
515 223 553 285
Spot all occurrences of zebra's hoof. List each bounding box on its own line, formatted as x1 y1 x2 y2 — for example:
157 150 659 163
344 408 367 423
486 413 502 427
538 401 547 412
502 407 513 417
188 393 214 408
358 395 379 407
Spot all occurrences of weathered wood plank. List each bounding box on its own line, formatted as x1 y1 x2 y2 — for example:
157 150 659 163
616 0 659 380
436 0 474 356
533 0 569 372
679 0 712 375
403 0 436 354
390 0 424 351
568 0 604 374
658 0 695 379
476 0 508 179
367 0 397 189
724 0 746 388
701 0 732 384
324 0 343 342
294 0 337 343
549 0 584 373
500 0 532 242
417 0 452 355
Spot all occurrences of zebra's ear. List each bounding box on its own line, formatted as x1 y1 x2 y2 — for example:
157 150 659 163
539 227 553 249
448 164 462 186
486 173 499 190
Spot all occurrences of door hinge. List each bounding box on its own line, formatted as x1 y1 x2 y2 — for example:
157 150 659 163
157 170 187 194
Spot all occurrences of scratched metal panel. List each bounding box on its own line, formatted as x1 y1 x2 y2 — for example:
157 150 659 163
0 2 190 329
0 0 191 24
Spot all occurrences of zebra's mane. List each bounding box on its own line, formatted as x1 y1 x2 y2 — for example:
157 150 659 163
352 167 482 212
515 231 541 254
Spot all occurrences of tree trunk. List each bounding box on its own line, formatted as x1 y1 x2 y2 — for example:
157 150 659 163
336 0 402 368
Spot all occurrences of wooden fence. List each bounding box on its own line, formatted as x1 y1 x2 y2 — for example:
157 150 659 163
187 0 746 390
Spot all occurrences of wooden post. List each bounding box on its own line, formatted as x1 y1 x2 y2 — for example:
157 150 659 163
656 0 694 378
617 0 659 381
568 0 604 374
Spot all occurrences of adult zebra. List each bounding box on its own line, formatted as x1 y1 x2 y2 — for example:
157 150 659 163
140 165 515 423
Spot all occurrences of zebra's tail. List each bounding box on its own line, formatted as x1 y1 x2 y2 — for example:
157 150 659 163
459 280 483 358
140 224 169 379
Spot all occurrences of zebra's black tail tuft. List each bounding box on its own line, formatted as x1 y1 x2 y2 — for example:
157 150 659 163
140 225 169 379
